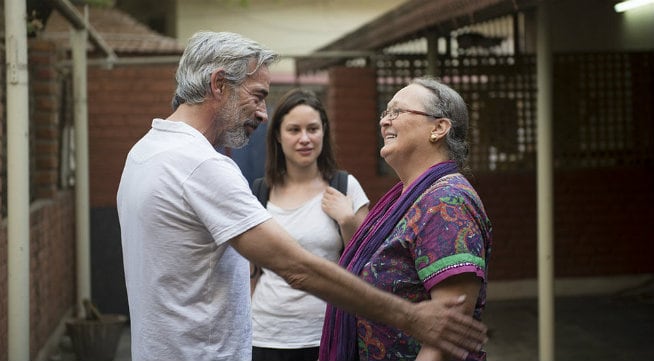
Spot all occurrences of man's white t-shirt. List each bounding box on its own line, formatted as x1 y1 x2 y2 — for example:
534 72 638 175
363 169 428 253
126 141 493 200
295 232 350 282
117 118 271 361
251 176 369 348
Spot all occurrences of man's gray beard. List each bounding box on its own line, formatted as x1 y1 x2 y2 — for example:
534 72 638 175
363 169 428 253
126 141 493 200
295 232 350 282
223 127 249 149
218 92 249 149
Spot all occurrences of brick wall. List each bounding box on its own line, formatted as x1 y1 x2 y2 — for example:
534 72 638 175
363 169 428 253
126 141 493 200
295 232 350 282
28 195 76 357
328 67 398 204
87 64 178 208
0 38 77 361
472 171 537 280
475 168 654 280
553 168 654 276
0 194 75 361
86 63 179 315
30 41 61 200
327 67 654 283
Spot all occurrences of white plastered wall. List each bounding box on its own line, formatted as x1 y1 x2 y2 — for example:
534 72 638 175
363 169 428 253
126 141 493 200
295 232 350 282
175 0 408 78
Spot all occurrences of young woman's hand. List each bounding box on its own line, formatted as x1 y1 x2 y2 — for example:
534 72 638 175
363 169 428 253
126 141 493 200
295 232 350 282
321 186 353 225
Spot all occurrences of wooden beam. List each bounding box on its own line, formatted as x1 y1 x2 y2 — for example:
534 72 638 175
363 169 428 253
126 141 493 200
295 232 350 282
47 0 117 61
296 0 541 74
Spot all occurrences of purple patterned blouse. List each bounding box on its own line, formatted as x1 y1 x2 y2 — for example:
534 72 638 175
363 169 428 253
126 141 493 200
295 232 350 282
357 173 492 361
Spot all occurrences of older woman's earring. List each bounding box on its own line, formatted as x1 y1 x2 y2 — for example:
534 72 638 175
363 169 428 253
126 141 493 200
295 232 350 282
429 131 439 143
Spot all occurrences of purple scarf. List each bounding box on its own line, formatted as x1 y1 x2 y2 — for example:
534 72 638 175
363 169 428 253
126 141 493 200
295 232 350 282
319 160 459 361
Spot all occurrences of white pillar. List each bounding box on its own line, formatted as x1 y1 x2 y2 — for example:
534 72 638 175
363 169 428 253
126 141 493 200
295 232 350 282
72 8 91 316
5 0 31 359
536 2 555 361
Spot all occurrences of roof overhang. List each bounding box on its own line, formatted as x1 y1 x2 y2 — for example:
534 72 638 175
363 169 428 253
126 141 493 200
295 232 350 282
47 0 117 62
295 0 542 74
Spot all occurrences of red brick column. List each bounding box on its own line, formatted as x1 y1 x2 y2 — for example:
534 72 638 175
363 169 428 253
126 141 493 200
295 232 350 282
328 66 397 204
29 39 61 200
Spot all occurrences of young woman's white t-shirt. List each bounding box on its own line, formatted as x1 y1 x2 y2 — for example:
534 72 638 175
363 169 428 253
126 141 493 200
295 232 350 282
250 175 369 348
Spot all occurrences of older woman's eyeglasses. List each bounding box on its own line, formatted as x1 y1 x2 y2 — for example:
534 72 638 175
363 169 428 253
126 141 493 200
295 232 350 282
380 108 444 121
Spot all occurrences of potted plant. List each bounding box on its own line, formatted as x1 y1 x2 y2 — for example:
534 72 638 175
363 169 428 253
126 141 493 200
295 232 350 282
66 299 127 361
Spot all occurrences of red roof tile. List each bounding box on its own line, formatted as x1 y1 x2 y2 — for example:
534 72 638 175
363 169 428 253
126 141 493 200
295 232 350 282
42 6 183 55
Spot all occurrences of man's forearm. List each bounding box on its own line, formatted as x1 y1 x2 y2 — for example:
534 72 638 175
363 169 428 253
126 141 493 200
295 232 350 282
287 250 413 331
278 242 486 360
232 218 486 359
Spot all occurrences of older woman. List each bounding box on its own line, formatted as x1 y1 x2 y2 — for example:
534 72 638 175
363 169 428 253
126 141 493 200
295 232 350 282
320 77 493 361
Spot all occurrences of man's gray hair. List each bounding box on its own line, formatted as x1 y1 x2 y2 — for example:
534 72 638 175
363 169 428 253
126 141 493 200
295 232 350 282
412 77 470 171
172 31 278 109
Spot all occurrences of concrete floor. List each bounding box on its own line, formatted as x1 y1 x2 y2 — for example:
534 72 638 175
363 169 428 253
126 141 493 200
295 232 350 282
53 281 654 361
483 293 654 361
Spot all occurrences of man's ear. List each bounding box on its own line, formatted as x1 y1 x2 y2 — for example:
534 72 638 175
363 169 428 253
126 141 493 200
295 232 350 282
210 69 227 97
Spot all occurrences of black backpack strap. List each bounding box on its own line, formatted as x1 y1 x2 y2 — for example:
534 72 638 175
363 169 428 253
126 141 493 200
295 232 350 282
250 178 268 280
251 177 269 207
329 170 348 195
328 170 349 245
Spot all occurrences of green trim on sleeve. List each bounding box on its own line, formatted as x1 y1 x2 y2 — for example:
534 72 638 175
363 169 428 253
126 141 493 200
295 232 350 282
418 253 485 280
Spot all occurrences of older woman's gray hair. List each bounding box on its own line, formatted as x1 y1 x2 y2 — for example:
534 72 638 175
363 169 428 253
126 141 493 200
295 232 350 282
411 77 470 171
172 31 278 109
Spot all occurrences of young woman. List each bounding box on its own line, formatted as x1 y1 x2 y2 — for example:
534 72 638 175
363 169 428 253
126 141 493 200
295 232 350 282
250 88 370 361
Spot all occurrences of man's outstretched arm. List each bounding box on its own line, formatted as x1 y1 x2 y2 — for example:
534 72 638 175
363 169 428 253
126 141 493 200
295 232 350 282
231 219 487 359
